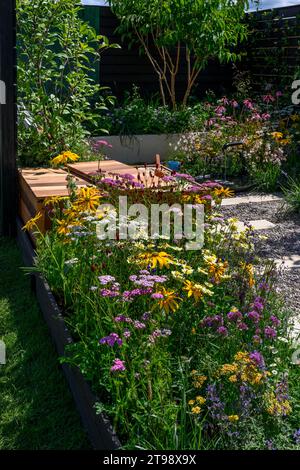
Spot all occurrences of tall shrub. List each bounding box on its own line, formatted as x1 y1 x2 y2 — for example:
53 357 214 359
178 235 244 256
110 0 250 108
17 0 118 166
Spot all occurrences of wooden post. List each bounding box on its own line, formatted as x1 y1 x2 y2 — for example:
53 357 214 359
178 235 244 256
0 0 17 237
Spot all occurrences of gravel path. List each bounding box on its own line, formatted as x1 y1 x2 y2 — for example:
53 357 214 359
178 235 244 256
220 195 300 315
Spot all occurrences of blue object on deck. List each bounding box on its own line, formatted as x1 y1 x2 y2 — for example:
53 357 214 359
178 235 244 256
166 161 181 171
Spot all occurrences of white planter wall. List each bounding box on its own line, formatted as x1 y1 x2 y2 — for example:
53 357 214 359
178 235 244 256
94 134 181 164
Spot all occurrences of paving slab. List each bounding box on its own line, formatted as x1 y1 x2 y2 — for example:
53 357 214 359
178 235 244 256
236 219 276 232
274 255 300 270
221 195 282 207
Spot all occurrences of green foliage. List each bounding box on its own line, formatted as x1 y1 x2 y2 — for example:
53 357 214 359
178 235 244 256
110 0 249 106
17 0 117 167
97 87 210 136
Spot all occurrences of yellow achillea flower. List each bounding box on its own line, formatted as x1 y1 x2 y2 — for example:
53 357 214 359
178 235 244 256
74 187 101 212
50 151 80 167
229 375 238 383
191 373 208 389
266 392 292 417
138 251 174 269
183 280 213 302
156 287 182 314
196 396 206 405
191 406 202 415
220 352 268 386
234 351 251 363
188 400 195 406
228 415 239 423
219 364 238 375
22 212 42 232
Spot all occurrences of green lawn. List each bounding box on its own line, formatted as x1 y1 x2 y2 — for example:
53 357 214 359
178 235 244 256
0 237 90 449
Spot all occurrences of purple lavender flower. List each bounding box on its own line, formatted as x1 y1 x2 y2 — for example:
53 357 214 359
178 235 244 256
266 439 276 450
206 384 226 422
264 326 277 339
141 312 151 321
110 358 126 373
249 351 265 368
293 429 300 444
100 333 123 347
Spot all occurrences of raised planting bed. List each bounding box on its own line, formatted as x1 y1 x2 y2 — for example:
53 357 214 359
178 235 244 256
16 218 121 450
67 158 174 188
93 134 181 164
19 168 87 240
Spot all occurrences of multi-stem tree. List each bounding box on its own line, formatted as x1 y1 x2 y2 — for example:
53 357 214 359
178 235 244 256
110 0 250 108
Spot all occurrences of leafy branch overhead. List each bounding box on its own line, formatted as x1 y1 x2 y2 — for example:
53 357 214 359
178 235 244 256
110 0 250 107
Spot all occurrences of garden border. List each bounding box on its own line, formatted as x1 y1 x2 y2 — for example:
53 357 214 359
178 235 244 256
16 217 121 450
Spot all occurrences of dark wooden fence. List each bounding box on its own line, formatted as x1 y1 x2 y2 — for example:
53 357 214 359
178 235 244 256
245 5 300 89
0 0 17 237
81 5 300 98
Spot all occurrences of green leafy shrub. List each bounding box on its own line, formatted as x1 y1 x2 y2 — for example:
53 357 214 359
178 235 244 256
17 0 117 167
97 87 210 136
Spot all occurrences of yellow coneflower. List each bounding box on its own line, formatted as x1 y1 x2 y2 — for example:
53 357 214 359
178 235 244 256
183 280 213 302
22 212 42 232
74 187 101 212
155 287 182 314
50 151 80 167
138 251 174 269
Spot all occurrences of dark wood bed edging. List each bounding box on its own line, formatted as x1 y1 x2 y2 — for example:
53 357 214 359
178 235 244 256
16 217 121 450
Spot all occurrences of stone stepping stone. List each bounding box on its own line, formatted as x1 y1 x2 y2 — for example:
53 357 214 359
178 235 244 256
221 194 282 207
273 255 300 270
236 219 276 232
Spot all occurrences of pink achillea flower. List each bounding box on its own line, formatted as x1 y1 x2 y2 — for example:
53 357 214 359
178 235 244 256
151 293 164 300
110 358 126 373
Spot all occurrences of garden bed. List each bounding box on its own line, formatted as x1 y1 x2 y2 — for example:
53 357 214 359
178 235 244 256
16 218 121 450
